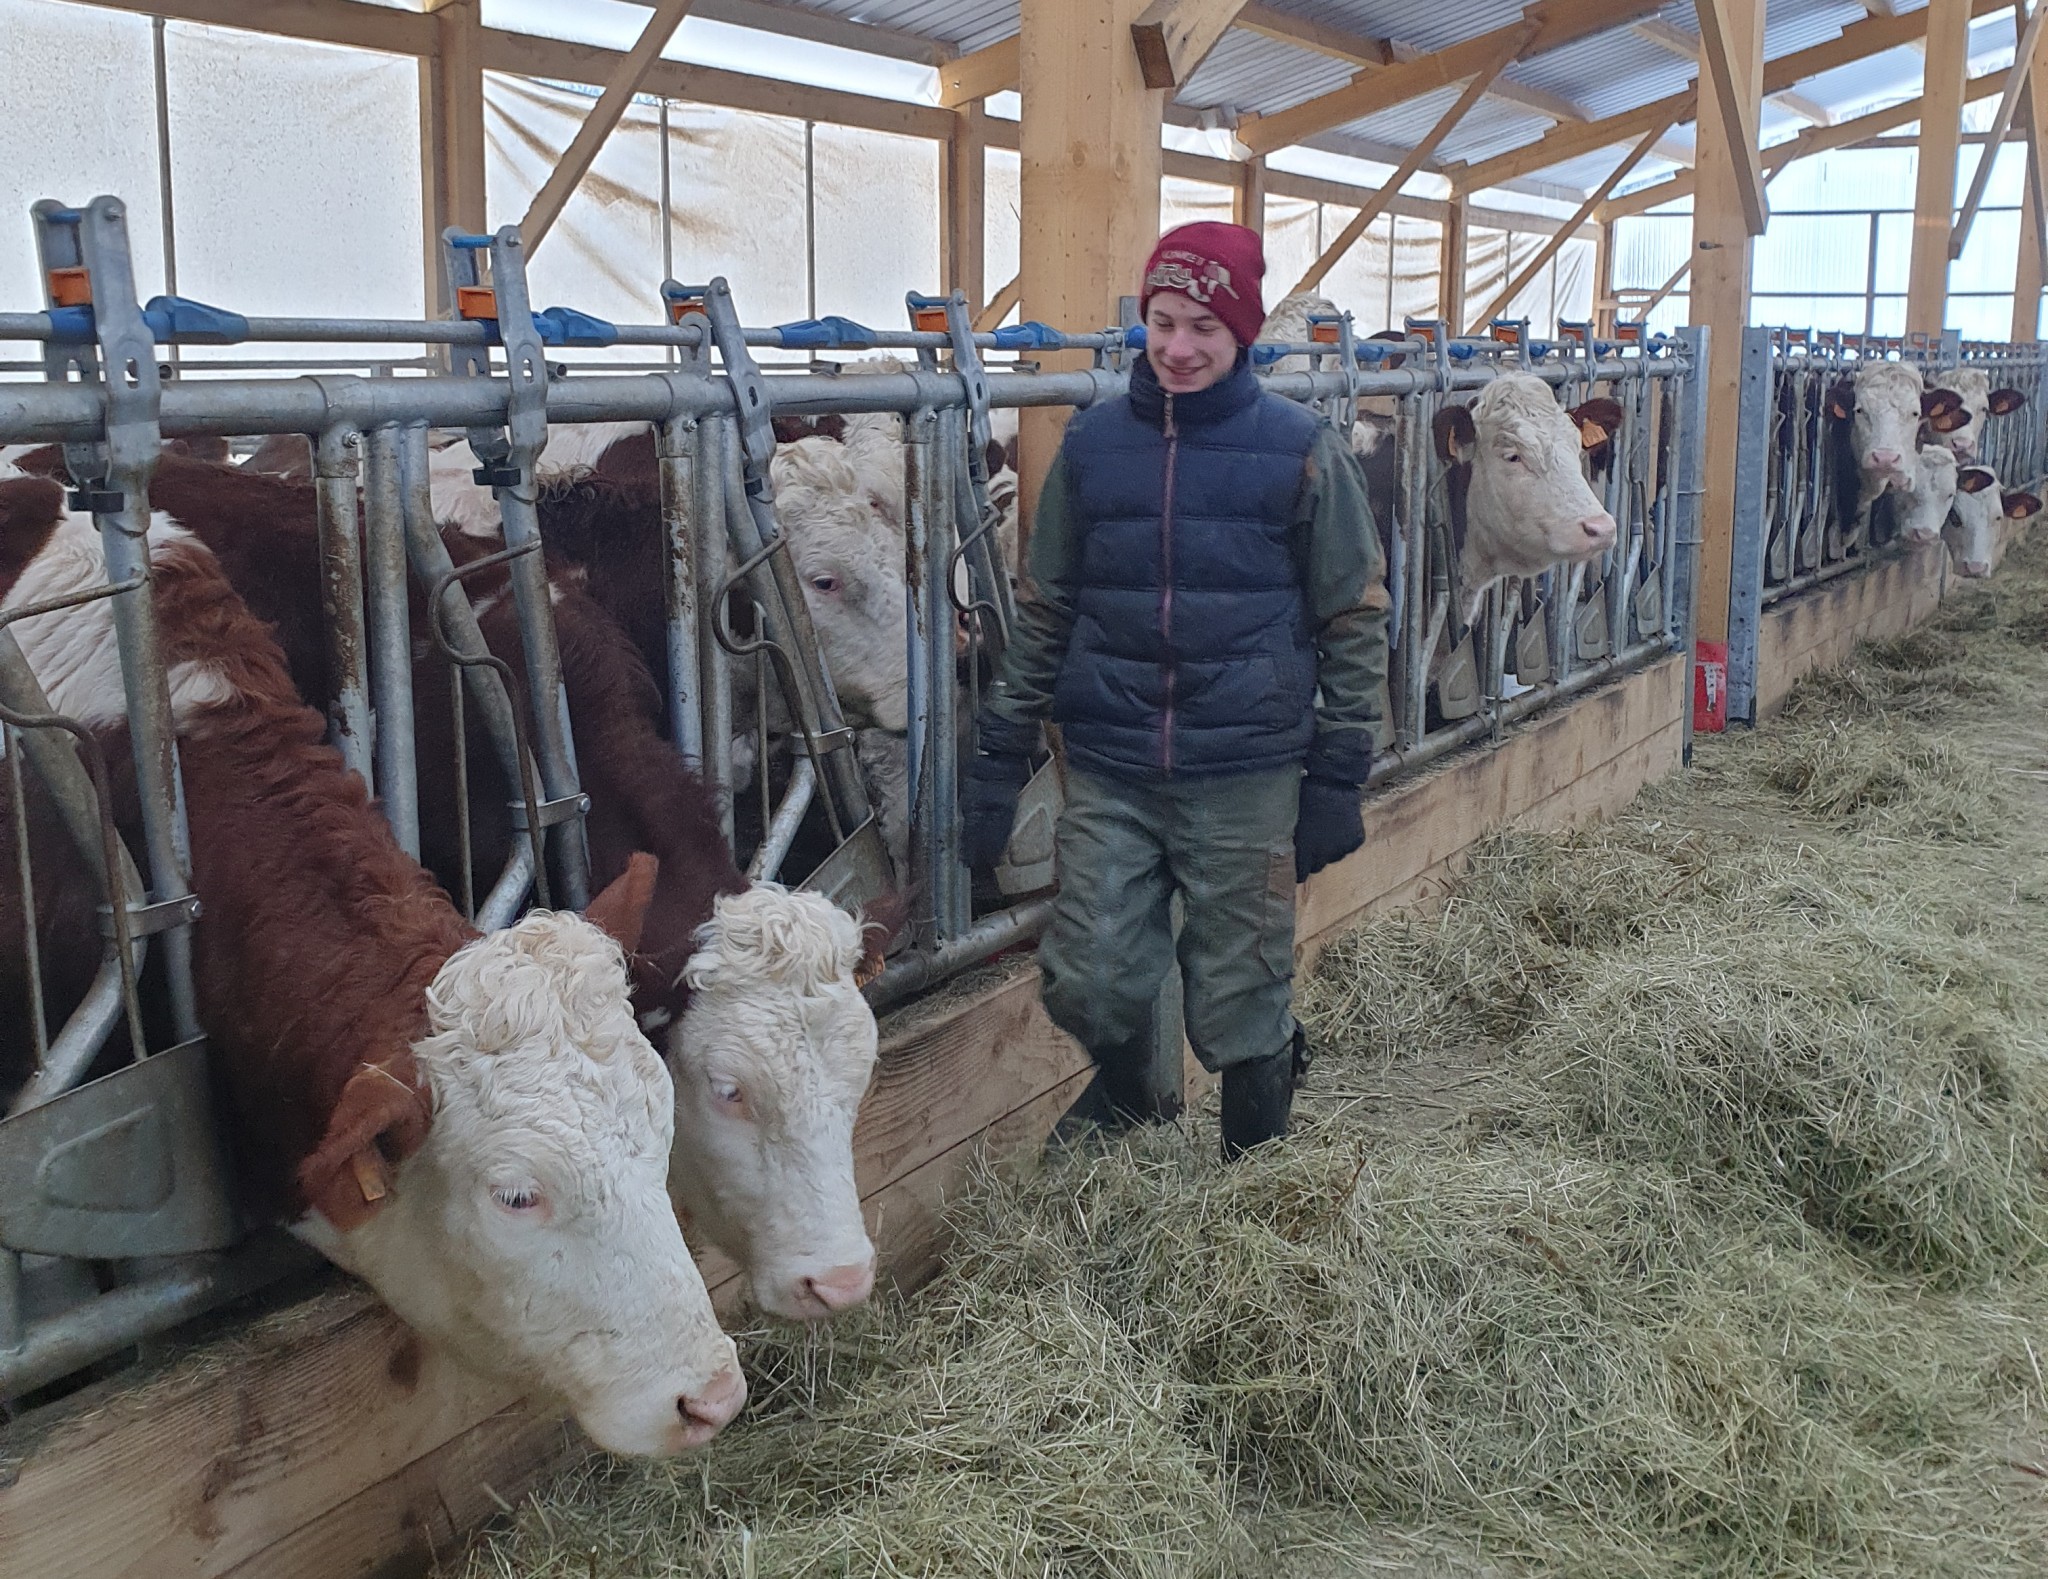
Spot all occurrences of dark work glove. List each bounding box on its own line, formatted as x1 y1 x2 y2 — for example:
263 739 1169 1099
961 713 1040 871
1294 732 1372 883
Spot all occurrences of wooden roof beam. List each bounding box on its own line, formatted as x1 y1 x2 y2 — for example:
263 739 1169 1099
1696 0 1768 233
938 35 1019 107
1132 0 1248 89
1597 65 2012 222
1237 0 1667 157
1635 18 1836 127
1448 0 2008 193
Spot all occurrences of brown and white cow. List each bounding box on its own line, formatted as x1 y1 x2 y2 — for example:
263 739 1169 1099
21 448 887 1322
0 468 742 1454
1946 466 2042 578
1935 366 2027 463
1826 363 1967 542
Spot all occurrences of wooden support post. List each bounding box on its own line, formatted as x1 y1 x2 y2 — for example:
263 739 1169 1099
1689 0 1762 650
2016 167 2042 339
1018 0 1164 530
1592 218 1615 333
1463 118 1670 335
518 0 695 256
423 0 486 315
2012 3 2048 337
1907 0 1971 335
1292 21 1532 297
944 100 989 310
1233 155 1267 236
1438 194 1467 330
1695 0 1769 233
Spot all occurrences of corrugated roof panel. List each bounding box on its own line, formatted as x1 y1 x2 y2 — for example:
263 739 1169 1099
1179 31 1355 114
1339 85 1552 165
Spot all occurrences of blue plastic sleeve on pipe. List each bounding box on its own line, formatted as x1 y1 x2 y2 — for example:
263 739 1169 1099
448 233 492 249
142 295 251 346
775 316 879 349
1124 324 1148 349
45 208 83 225
991 321 1066 350
1356 341 1392 364
533 305 619 347
42 305 96 343
1448 342 1479 361
1250 344 1286 366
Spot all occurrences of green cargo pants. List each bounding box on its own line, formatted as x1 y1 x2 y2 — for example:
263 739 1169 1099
1038 765 1300 1074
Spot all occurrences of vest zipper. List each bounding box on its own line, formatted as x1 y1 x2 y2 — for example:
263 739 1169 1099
1160 393 1178 776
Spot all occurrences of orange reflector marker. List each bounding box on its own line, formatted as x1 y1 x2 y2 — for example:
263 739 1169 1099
1308 320 1340 345
667 294 708 324
1614 322 1643 344
913 307 949 333
1490 322 1522 346
456 285 498 320
47 267 91 307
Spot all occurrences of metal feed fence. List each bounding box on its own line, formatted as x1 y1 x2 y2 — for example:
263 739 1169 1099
0 193 1706 1402
1723 326 2048 725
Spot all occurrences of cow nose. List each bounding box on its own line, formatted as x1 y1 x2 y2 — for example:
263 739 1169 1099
1580 513 1616 546
1962 560 1991 578
802 1259 877 1314
1868 448 1901 472
677 1364 748 1444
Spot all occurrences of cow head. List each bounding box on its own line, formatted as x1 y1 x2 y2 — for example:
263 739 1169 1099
296 867 743 1457
1898 445 1960 544
772 438 909 731
1834 363 1961 487
1947 467 2003 577
671 883 893 1320
1434 373 1618 592
1933 367 2028 460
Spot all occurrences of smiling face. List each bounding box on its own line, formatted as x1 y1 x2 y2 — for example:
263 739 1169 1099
1144 292 1239 395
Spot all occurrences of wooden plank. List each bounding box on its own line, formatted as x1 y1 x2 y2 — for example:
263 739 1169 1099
690 0 946 65
1236 0 1664 157
1448 0 2006 195
518 0 696 255
945 102 990 312
1599 67 2011 222
1754 543 1947 718
75 0 436 54
1695 0 1768 234
1690 0 1763 649
1234 2 1390 66
477 26 955 142
1131 0 1249 90
1908 0 1973 334
217 1411 579 1579
1233 155 1268 234
974 274 1022 331
939 36 1020 108
2022 7 2048 337
426 0 486 313
1952 0 2048 258
1291 21 1533 293
1463 115 1670 334
1439 194 1468 330
1017 0 1164 523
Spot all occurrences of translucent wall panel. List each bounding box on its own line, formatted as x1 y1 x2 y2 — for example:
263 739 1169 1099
1751 295 1869 333
812 125 939 325
1953 208 2021 295
165 21 422 350
1872 211 1912 294
0 0 166 316
1392 217 1443 327
1949 295 2017 340
985 147 1019 320
1613 214 1688 292
1264 195 1319 305
1753 213 1870 295
1646 293 1689 337
1160 175 1230 233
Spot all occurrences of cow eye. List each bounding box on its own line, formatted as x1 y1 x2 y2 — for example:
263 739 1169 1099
809 573 841 594
491 1185 544 1213
710 1076 745 1109
1502 451 1522 465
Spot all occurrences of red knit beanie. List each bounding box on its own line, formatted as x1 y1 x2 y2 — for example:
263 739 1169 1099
1139 222 1266 347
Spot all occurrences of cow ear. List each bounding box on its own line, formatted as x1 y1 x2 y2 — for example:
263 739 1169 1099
1825 380 1856 422
2003 490 2041 519
1922 387 1964 420
585 851 660 957
814 413 848 444
1367 328 1409 370
1956 468 1996 494
854 890 912 989
985 439 1008 478
1926 403 1970 434
0 476 67 596
1569 397 1624 452
1989 387 2028 415
1432 404 1476 466
299 1058 431 1232
770 414 814 445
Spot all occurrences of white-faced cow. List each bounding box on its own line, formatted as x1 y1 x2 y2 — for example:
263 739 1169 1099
1947 466 2042 578
1895 445 1960 546
1826 363 1967 544
0 470 742 1454
1936 366 2028 463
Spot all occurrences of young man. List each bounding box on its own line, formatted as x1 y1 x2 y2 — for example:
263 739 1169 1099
962 221 1391 1159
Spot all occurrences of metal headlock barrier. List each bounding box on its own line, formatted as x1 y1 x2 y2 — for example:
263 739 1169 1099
1723 325 2048 725
0 192 1707 1401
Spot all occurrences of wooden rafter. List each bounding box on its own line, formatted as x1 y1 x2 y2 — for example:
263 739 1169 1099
1598 66 2012 222
1131 0 1248 90
1634 19 1836 126
1951 0 2048 257
1463 116 1673 334
1237 0 1666 158
1290 21 1534 295
518 0 695 254
1447 0 2007 194
1695 0 1767 233
1235 3 1391 65
938 36 1020 108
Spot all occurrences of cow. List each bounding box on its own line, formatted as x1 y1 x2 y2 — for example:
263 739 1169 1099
1826 363 1967 544
1895 445 1960 546
0 469 743 1454
8 447 888 1322
1935 366 2027 462
1946 467 2042 578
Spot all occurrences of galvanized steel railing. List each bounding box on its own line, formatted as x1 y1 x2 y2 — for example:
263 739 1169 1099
0 193 1707 1401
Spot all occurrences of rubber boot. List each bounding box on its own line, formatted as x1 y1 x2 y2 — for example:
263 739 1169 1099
1220 1026 1307 1161
1050 1028 1182 1147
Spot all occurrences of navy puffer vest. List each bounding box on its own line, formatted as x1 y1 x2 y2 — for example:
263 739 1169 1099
1052 353 1322 779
